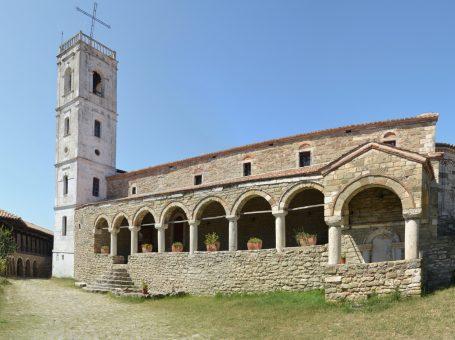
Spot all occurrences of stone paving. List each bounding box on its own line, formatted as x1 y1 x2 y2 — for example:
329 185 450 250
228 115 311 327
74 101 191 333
0 279 200 339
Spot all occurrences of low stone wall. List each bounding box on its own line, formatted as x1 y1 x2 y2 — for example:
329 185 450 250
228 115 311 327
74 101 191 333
324 259 422 301
423 236 455 291
128 246 328 295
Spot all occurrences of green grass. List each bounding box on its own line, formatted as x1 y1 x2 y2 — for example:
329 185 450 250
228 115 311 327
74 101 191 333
49 277 76 288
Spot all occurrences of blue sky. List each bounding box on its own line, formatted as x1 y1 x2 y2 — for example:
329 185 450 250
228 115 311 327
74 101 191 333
1 0 454 230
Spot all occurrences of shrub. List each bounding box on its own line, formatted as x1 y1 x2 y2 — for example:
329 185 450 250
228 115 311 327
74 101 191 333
204 232 219 245
248 237 262 243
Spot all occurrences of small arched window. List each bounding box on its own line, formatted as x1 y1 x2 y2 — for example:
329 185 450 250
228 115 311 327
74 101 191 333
62 216 67 236
94 120 101 138
63 175 69 195
382 132 397 147
64 68 72 94
93 71 103 96
64 117 70 136
92 177 100 197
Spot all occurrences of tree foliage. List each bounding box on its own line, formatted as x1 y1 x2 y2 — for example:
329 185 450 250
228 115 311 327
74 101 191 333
0 225 16 260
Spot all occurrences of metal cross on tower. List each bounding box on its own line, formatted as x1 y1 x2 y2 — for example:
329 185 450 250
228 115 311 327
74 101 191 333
76 2 111 39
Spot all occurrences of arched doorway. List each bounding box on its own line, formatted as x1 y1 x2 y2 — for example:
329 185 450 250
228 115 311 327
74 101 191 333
237 195 275 250
347 187 404 263
285 188 328 246
196 201 228 251
16 258 23 277
32 261 38 278
162 206 189 252
25 260 31 278
138 212 157 253
94 217 110 253
115 217 131 262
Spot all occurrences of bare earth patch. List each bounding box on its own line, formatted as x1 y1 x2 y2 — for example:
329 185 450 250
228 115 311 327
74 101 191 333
0 279 454 339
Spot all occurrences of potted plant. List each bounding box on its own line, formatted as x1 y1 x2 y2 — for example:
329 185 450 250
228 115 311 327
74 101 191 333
141 243 153 253
204 232 220 251
340 253 347 264
172 242 184 252
141 280 149 295
100 245 109 254
295 229 317 246
247 237 262 250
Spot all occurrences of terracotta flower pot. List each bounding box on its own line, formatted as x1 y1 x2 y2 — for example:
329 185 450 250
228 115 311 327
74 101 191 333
247 241 262 250
100 246 109 254
297 238 309 246
142 244 153 253
340 257 347 264
307 236 317 246
172 244 184 252
206 241 220 252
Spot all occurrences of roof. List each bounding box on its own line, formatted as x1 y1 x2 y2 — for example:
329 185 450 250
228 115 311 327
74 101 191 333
108 113 439 181
0 208 53 236
436 143 455 151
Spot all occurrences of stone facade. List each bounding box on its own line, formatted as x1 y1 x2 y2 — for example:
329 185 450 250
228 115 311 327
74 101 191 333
324 259 422 301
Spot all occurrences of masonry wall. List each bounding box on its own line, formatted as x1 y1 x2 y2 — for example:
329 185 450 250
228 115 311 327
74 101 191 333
438 147 455 236
324 259 422 301
423 236 455 291
128 246 328 295
107 118 436 200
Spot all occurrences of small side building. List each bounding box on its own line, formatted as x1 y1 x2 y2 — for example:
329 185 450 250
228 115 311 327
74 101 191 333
0 209 53 278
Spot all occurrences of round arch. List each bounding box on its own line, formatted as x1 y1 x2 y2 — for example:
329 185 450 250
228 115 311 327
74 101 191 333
94 215 110 230
32 261 38 278
279 182 325 210
192 196 229 220
332 175 416 219
230 190 276 217
16 258 24 278
111 213 131 231
132 207 159 227
25 259 31 278
160 202 191 225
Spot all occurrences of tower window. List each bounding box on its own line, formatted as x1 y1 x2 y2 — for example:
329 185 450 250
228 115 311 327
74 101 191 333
62 216 67 236
64 68 72 94
63 175 69 195
243 162 252 177
92 177 100 197
64 117 70 136
299 151 311 167
131 186 137 195
94 120 101 138
194 174 203 186
93 71 103 96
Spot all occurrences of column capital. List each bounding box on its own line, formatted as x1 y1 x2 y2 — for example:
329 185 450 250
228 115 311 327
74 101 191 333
403 209 422 221
325 216 343 228
226 215 239 222
108 227 119 234
154 223 168 230
128 225 141 232
188 220 201 227
272 209 287 218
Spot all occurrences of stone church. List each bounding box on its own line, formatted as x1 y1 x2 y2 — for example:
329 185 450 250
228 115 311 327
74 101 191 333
54 32 455 300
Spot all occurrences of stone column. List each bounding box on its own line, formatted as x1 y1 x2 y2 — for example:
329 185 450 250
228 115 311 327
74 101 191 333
155 223 167 253
273 210 287 252
405 218 420 260
189 220 200 254
328 224 342 265
226 216 239 251
108 228 118 257
129 226 141 254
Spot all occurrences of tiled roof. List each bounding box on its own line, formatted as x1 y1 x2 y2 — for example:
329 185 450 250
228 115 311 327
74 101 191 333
109 113 439 181
436 143 455 151
0 208 53 236
0 209 21 220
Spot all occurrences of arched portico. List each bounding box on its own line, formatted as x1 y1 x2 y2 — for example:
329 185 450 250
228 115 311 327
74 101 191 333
132 207 158 254
159 203 190 252
25 260 31 278
110 213 131 262
17 258 23 278
326 175 420 265
94 216 110 254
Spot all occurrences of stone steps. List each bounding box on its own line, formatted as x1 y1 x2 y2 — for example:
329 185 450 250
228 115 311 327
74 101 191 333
84 266 140 295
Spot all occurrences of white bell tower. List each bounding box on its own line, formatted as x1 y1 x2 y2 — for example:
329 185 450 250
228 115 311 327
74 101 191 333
53 32 118 277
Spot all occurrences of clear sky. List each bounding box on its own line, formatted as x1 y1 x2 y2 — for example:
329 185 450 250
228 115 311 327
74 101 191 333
0 0 454 230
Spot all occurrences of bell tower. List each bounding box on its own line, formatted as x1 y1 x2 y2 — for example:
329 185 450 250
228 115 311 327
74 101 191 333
53 32 118 277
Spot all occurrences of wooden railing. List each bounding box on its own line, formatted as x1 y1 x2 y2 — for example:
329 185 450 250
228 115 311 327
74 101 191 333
59 31 116 59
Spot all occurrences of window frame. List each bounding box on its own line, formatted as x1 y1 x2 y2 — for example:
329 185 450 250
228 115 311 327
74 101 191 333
92 177 100 197
92 71 103 97
243 162 252 177
63 117 70 136
194 174 203 186
298 151 312 168
62 216 67 237
63 175 69 196
94 120 102 138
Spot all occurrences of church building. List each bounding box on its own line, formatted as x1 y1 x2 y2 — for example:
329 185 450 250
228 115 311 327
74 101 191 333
54 32 455 301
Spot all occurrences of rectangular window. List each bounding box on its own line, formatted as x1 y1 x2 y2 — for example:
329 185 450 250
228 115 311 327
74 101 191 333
62 216 67 236
243 162 252 177
94 120 101 138
92 177 100 197
383 140 396 147
299 151 311 167
194 174 203 185
63 175 69 195
64 117 70 136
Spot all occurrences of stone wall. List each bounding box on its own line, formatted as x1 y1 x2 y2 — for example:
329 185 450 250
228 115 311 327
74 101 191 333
423 236 455 291
9 252 52 278
127 246 328 295
324 259 422 301
438 146 455 236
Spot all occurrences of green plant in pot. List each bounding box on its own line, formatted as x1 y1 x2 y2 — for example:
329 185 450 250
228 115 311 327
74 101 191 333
294 228 317 246
100 245 109 254
204 232 220 252
172 242 184 252
340 253 347 264
141 243 153 253
247 237 262 250
141 280 149 295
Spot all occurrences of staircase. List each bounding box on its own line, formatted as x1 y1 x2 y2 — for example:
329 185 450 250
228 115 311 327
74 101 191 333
84 264 139 295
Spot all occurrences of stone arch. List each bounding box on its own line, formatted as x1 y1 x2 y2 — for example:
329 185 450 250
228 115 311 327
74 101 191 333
16 258 23 277
363 228 403 263
111 212 131 231
132 207 158 227
192 196 229 220
160 202 191 225
94 215 110 231
25 259 31 278
93 215 110 254
32 261 38 278
230 190 276 217
279 182 325 210
332 175 415 220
